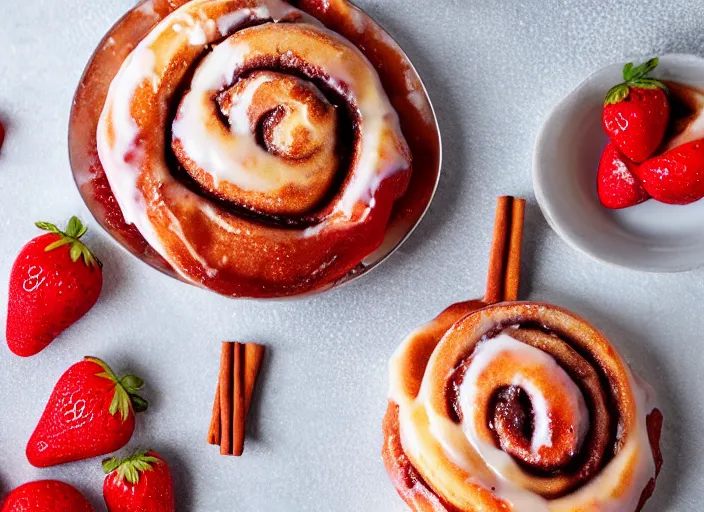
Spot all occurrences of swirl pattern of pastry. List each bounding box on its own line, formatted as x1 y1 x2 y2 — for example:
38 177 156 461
383 301 663 512
94 0 413 297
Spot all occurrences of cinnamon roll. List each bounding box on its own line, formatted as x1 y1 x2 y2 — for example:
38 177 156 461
383 301 663 512
70 0 441 297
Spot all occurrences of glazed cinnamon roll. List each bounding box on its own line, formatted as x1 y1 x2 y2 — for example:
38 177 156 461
72 0 442 298
383 301 663 512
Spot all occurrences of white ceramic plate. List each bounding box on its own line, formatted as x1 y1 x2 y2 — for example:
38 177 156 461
533 53 704 272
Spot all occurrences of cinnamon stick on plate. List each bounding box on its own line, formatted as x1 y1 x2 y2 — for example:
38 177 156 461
207 342 265 456
484 196 526 304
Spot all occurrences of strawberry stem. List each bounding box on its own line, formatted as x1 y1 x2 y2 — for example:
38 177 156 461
102 449 161 485
604 57 667 105
36 216 101 268
85 357 148 422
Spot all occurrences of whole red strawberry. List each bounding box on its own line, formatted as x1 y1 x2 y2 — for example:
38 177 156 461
6 217 102 357
26 357 147 467
603 58 670 162
103 450 175 512
0 480 94 512
635 138 704 205
597 141 649 208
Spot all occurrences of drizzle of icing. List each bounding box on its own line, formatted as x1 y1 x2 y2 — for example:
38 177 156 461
388 322 659 512
96 47 157 226
165 210 218 278
459 335 589 461
96 0 412 290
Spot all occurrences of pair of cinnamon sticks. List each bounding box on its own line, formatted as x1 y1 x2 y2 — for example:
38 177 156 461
207 342 265 456
484 196 526 304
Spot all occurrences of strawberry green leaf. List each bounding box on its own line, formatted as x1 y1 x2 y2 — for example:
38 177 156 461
44 238 72 252
629 57 659 81
110 386 132 422
131 395 149 413
103 450 161 484
124 465 139 485
38 217 100 268
622 62 634 81
609 58 665 104
86 357 118 379
102 457 121 474
132 460 154 472
89 358 148 420
633 78 668 91
605 84 630 105
65 216 82 238
69 243 82 263
121 375 144 393
35 221 62 234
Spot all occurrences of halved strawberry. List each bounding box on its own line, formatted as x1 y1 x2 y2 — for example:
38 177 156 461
597 141 649 209
635 138 704 205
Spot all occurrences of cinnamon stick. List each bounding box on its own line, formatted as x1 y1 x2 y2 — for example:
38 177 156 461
231 342 246 457
504 198 525 302
209 341 266 456
484 196 526 304
207 376 221 446
243 343 266 416
219 342 234 456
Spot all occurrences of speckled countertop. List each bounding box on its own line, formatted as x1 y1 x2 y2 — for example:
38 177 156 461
0 0 702 510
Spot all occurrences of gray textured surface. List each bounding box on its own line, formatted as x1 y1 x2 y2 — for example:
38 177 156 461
0 0 702 510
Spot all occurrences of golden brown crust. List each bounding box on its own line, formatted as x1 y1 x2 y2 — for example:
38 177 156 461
382 403 454 512
384 404 664 512
70 0 441 298
383 301 663 512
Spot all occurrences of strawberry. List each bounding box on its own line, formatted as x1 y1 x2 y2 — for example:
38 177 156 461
603 58 670 162
597 141 649 209
635 138 704 205
6 216 102 357
26 357 148 467
102 450 176 512
0 480 94 512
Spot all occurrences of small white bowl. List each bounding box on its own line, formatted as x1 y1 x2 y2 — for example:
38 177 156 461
533 53 704 273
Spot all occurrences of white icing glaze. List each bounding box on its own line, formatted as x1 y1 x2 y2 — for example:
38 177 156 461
188 24 208 45
172 53 337 194
165 210 218 278
96 47 156 226
338 102 408 217
135 0 157 17
227 74 272 135
97 0 411 284
171 21 409 217
517 378 553 454
214 3 306 36
458 335 589 461
388 326 659 512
